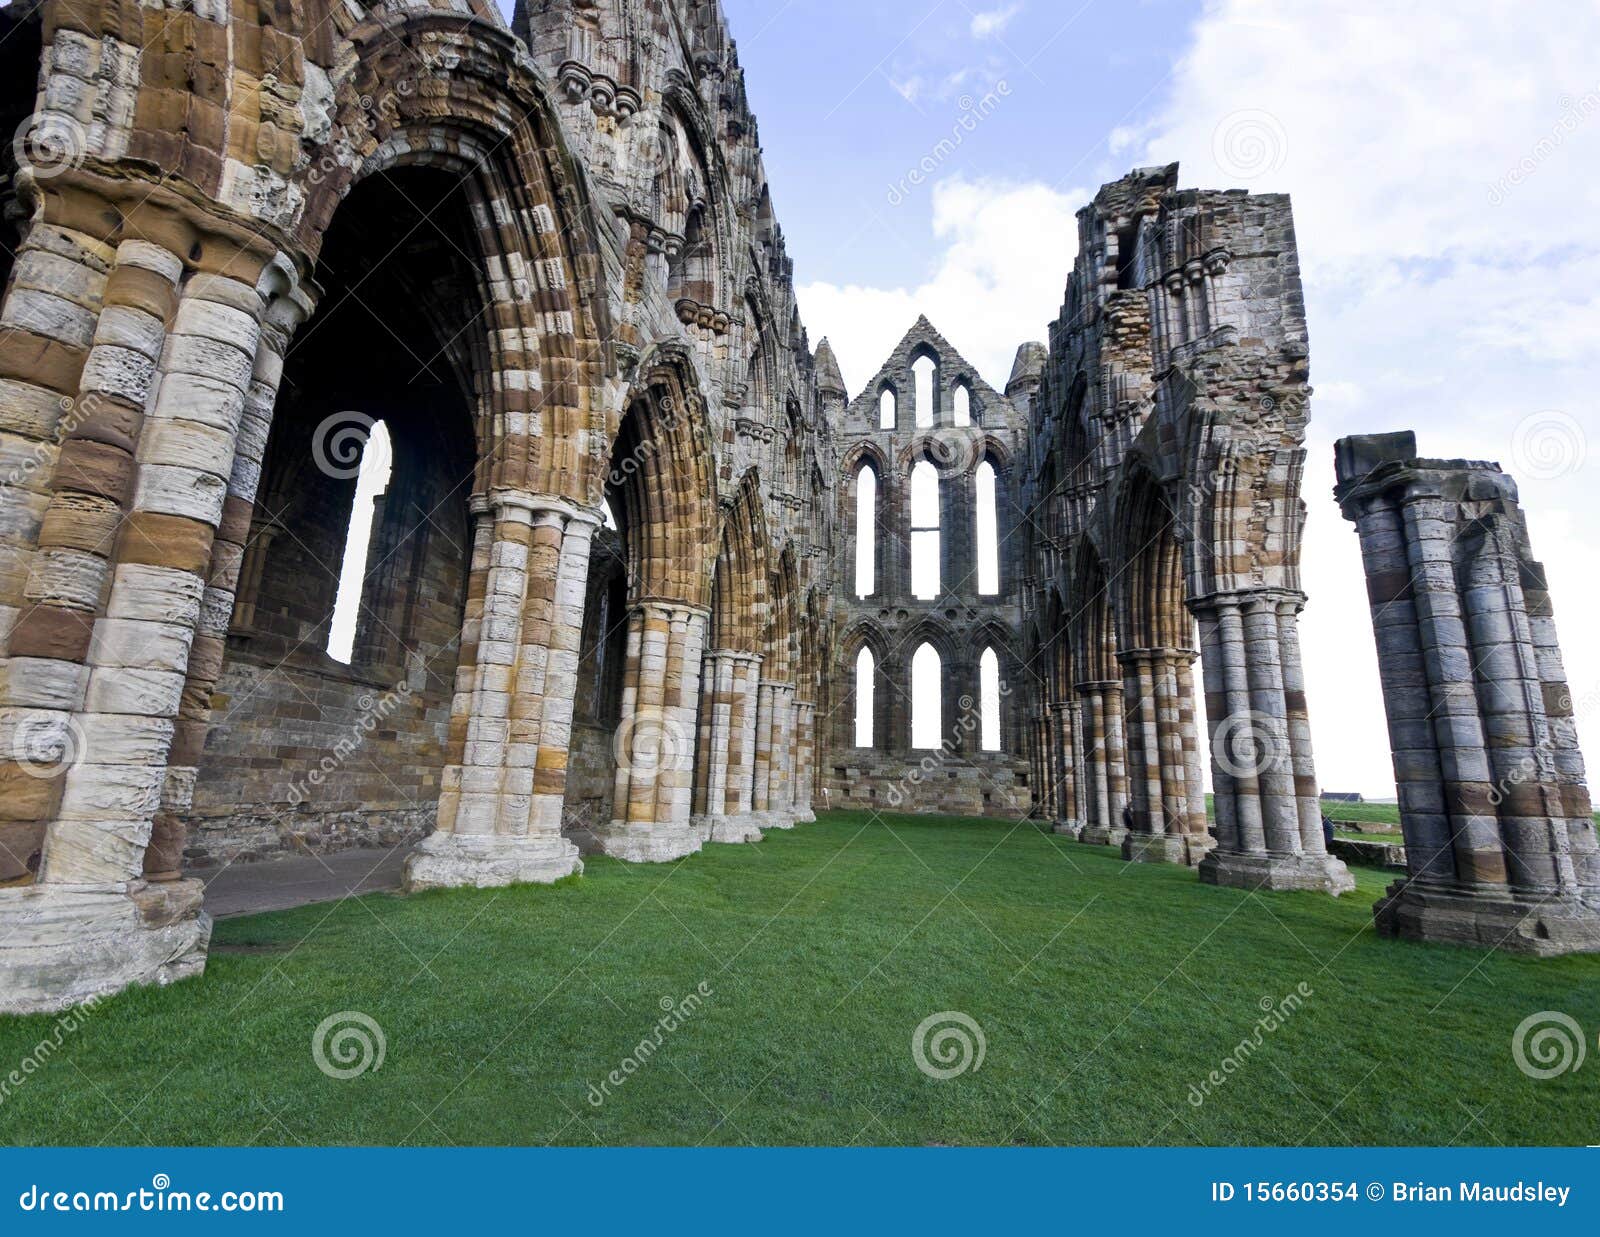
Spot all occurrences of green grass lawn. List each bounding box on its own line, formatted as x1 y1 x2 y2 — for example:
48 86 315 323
1 812 1595 1146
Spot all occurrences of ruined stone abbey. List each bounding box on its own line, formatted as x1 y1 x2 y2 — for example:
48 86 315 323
1 0 1597 1014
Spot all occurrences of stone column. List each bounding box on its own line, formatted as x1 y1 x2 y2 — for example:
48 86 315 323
1076 681 1127 846
1050 700 1080 836
719 652 764 837
405 496 597 888
702 649 763 844
794 699 817 822
767 682 797 829
1336 431 1600 952
589 600 708 862
0 231 304 1012
1121 648 1211 866
1195 590 1351 893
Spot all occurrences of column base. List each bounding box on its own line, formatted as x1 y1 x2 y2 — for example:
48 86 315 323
794 808 817 824
403 831 583 891
1121 833 1206 866
1374 878 1600 955
707 814 765 844
591 821 703 863
1079 825 1129 848
757 810 797 831
1199 849 1355 895
0 880 211 1016
1052 819 1083 839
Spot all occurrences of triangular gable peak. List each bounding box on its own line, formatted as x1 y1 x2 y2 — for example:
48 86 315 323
843 317 1018 426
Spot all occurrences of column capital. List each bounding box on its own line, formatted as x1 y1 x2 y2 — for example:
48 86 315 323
634 597 712 623
486 489 604 529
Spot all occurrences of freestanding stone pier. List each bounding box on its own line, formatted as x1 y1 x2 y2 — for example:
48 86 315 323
1335 432 1600 954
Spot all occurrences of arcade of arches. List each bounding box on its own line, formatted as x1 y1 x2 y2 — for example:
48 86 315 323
1 0 1598 1012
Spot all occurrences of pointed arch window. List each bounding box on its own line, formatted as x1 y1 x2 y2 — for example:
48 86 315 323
854 463 877 598
910 459 940 599
327 419 393 663
975 458 999 596
980 647 1001 751
913 354 936 428
953 383 971 427
855 646 875 747
911 642 942 750
879 387 897 429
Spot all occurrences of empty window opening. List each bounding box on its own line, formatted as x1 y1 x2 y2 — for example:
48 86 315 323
976 459 999 596
854 464 877 597
327 419 393 663
980 647 1001 752
913 355 936 428
855 646 876 747
910 459 940 599
879 387 897 429
911 642 942 750
953 383 971 427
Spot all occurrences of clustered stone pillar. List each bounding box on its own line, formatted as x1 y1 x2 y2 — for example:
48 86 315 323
693 648 763 844
1118 649 1213 865
1075 680 1128 846
593 600 708 862
404 496 596 889
793 698 817 823
752 677 797 829
1192 591 1352 892
1335 432 1600 953
1048 700 1080 836
0 206 301 1011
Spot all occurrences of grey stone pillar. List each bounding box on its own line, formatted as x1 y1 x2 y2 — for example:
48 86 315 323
1336 431 1600 953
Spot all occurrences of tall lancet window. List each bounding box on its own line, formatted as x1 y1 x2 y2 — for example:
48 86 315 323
910 459 940 600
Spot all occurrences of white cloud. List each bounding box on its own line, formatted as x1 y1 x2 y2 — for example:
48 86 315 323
805 2 1600 800
1126 0 1600 796
799 177 1085 393
970 4 1022 40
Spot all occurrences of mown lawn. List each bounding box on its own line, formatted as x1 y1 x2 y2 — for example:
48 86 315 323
1 812 1595 1146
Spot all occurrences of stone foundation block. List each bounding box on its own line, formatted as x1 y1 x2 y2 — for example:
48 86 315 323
1199 849 1356 895
589 821 703 864
1374 879 1600 956
708 814 764 844
1078 824 1128 848
402 831 582 891
0 878 210 1015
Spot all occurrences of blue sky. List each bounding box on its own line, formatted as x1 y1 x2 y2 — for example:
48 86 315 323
726 0 1195 295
